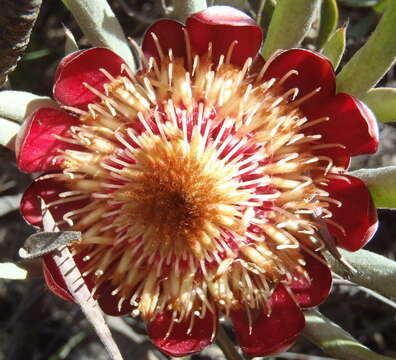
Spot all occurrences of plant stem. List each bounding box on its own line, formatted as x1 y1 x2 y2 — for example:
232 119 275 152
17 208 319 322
215 325 244 360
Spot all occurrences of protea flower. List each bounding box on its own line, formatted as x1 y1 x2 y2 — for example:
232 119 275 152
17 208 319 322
17 6 379 357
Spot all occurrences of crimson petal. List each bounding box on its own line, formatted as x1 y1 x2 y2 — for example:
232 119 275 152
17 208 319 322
325 174 378 252
186 6 263 67
16 107 79 173
142 19 186 64
263 49 335 102
147 310 217 357
231 284 305 357
43 254 74 302
20 176 89 228
97 282 134 316
290 253 332 308
53 48 126 109
304 93 379 156
312 146 351 170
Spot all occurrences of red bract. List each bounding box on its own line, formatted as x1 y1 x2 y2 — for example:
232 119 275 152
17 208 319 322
17 6 378 358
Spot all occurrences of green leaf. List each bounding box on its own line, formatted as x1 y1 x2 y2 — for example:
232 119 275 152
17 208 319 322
350 166 396 208
336 0 396 96
261 0 321 59
359 87 396 123
322 26 346 69
317 0 339 49
304 310 396 360
62 0 135 70
326 248 396 299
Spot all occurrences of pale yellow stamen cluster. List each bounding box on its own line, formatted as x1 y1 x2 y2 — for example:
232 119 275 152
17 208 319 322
48 39 345 334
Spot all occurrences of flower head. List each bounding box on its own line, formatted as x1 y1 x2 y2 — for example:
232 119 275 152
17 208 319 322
17 6 378 357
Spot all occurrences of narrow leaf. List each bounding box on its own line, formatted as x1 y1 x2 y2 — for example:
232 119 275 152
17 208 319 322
63 25 79 54
41 199 124 360
262 0 321 59
322 27 346 70
336 0 396 96
62 0 135 70
350 166 396 208
325 248 396 299
360 87 396 123
317 0 339 49
0 90 55 124
257 0 277 28
304 310 395 360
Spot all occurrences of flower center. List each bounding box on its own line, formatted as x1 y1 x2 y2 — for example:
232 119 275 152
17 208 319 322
110 133 248 258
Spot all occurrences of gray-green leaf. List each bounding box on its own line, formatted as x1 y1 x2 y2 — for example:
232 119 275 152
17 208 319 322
326 248 396 299
350 166 396 208
63 25 79 54
261 0 321 59
0 91 55 124
336 0 396 96
322 26 346 70
317 0 339 49
172 0 207 21
62 0 135 70
0 117 20 147
304 309 395 360
360 87 396 123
